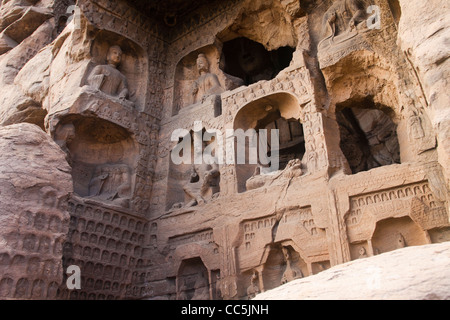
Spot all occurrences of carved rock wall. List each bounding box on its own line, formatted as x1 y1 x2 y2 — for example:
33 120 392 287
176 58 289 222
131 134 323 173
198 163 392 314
397 0 450 191
0 123 72 299
0 0 448 301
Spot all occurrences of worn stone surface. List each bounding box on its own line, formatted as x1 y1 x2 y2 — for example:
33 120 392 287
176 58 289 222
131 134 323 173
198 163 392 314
254 242 450 300
0 0 448 300
0 123 72 299
397 0 450 192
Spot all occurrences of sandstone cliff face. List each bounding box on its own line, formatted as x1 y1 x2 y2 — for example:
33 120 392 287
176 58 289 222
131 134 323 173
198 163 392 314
397 0 450 192
254 242 450 300
0 123 72 299
0 0 448 301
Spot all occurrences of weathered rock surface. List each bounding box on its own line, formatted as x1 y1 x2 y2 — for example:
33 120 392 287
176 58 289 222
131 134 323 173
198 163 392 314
397 0 450 190
254 242 450 300
0 123 72 299
0 0 448 301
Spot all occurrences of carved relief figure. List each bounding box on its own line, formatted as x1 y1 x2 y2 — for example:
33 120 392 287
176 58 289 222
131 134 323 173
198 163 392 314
406 105 436 153
246 271 260 299
407 109 425 140
245 158 303 191
177 279 189 300
281 246 303 284
54 123 75 164
191 54 224 104
236 38 276 84
319 0 367 48
183 163 220 207
214 274 222 299
191 274 210 300
88 164 132 208
87 45 129 100
358 246 368 259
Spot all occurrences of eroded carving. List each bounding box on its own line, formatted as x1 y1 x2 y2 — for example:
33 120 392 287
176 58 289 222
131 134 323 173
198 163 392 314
246 271 260 299
191 54 224 105
319 0 368 49
182 163 220 208
88 164 132 208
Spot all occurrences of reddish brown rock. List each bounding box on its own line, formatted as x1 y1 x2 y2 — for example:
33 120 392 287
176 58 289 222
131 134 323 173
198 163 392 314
0 0 448 301
254 242 450 300
0 123 72 299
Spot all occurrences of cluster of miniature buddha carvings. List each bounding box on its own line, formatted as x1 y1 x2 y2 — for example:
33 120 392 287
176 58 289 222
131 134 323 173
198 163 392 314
0 0 448 300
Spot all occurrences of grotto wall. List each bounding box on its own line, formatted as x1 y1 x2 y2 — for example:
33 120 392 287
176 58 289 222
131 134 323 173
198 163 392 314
0 0 448 300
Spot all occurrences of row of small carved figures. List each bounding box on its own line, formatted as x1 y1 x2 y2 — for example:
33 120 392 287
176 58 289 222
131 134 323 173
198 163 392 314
69 203 153 229
3 230 64 256
68 202 156 233
57 269 153 299
59 289 120 300
62 259 147 286
69 218 147 245
17 210 69 234
0 277 60 299
0 252 62 278
63 241 151 268
350 183 434 208
59 281 152 300
243 209 313 232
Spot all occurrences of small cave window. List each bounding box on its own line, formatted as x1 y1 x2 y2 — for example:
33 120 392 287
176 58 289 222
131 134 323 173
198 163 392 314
166 129 220 211
336 98 400 174
221 37 295 86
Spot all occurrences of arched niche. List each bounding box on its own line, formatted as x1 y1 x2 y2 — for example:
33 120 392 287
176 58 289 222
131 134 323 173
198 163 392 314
83 30 148 111
176 257 210 300
371 216 429 254
54 115 139 208
233 93 305 193
322 51 402 115
260 244 306 292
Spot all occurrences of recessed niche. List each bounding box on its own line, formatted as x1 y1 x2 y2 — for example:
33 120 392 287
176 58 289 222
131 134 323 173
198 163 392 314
262 244 306 291
56 115 138 208
177 257 209 300
233 93 305 193
172 45 244 116
166 129 220 210
336 97 400 174
371 216 429 254
221 37 294 86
